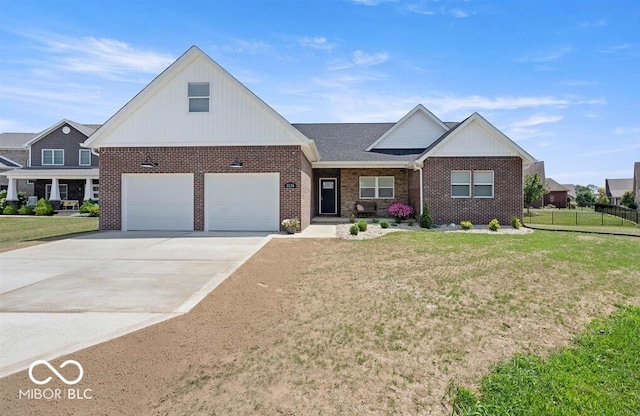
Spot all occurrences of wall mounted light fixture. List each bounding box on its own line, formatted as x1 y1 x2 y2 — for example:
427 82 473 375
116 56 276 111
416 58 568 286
230 158 243 168
140 156 158 168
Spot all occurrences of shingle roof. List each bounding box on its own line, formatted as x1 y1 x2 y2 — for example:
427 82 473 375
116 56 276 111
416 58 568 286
605 178 633 198
562 184 576 199
524 161 545 180
0 155 22 169
294 123 427 162
0 133 37 149
545 177 568 192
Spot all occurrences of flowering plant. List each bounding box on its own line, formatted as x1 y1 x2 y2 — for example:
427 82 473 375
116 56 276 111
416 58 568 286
387 203 414 220
281 218 300 228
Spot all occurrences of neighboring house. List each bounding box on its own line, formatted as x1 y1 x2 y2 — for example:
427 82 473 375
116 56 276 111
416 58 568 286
605 178 633 206
0 133 36 195
562 183 576 202
523 160 546 208
76 46 536 231
2 120 100 209
634 162 640 205
543 178 568 208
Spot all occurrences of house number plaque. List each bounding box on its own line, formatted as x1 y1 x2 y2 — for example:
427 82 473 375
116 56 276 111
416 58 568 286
284 182 297 188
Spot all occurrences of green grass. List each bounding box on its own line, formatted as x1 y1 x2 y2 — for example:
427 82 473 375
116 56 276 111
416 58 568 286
451 305 640 416
524 208 638 227
0 216 99 251
527 223 640 236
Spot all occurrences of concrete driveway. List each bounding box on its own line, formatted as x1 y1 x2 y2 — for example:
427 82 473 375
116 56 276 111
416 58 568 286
0 231 271 377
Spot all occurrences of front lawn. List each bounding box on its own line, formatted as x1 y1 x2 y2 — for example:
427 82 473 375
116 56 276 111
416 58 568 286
524 208 638 227
0 216 98 252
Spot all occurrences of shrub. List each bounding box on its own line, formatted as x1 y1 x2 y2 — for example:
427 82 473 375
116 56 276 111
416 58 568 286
394 216 402 224
349 216 355 223
18 205 34 215
408 219 415 226
419 201 433 229
86 204 99 217
489 218 500 231
281 218 300 228
34 198 54 216
349 224 359 235
357 220 367 231
380 220 389 229
2 205 19 215
629 202 638 210
371 218 379 223
388 203 414 221
460 220 473 230
80 199 97 214
511 217 522 229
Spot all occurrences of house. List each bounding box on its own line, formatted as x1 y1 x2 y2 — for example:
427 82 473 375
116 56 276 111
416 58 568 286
82 46 533 231
605 178 633 206
0 133 36 195
634 162 640 205
562 183 576 202
543 178 568 208
523 160 545 208
2 120 100 209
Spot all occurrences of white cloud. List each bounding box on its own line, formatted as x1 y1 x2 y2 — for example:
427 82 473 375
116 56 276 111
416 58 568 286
517 47 572 63
578 143 640 158
510 113 564 128
352 50 389 66
598 44 630 54
352 0 396 5
612 127 640 135
405 4 435 15
450 8 469 18
561 79 596 87
580 20 607 28
299 36 334 51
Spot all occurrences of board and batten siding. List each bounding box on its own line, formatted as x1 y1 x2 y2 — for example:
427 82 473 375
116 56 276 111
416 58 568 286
94 54 303 148
372 110 446 149
430 120 519 157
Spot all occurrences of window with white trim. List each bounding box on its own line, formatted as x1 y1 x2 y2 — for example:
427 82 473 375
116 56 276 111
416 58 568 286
473 171 494 198
188 82 210 112
79 149 91 166
92 184 99 201
359 176 394 199
42 149 64 166
451 171 471 198
45 184 68 200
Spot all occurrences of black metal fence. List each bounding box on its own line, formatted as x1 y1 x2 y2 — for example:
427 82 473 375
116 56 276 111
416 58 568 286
595 204 639 225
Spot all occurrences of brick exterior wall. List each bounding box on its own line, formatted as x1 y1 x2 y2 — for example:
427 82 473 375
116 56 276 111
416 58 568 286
312 168 341 217
0 149 33 195
340 168 409 218
423 157 523 225
544 191 568 208
407 169 421 217
99 146 309 231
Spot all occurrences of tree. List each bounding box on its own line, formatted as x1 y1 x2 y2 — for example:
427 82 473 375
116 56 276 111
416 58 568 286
575 184 596 207
523 173 548 214
596 187 609 205
621 190 635 208
419 201 433 229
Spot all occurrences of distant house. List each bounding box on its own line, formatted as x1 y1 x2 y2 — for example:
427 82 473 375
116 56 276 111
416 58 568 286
1 120 100 209
562 183 576 202
634 162 640 205
0 133 36 195
524 161 546 208
605 178 633 206
544 178 568 208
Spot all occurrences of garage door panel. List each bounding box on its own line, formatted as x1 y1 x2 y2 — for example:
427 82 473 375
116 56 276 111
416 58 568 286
206 173 279 231
124 174 194 231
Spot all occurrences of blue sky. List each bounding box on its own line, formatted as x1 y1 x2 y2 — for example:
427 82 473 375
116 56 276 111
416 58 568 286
1 0 639 187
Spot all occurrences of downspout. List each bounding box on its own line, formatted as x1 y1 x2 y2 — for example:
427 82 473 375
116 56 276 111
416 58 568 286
412 161 424 215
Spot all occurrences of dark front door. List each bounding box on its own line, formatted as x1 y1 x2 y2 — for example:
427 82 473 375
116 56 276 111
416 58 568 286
319 178 337 214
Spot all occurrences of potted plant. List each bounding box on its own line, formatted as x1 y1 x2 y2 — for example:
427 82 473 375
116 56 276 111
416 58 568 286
281 218 300 234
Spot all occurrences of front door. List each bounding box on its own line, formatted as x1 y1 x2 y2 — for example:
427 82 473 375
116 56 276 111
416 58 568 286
319 178 337 214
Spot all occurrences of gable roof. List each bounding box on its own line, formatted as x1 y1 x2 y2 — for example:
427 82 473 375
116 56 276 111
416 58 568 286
605 178 633 198
365 104 449 151
24 119 99 147
545 177 568 192
0 133 37 149
562 183 576 199
0 155 22 169
84 45 319 161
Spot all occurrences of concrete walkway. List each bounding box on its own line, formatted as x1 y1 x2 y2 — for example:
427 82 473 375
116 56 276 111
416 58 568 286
0 231 271 377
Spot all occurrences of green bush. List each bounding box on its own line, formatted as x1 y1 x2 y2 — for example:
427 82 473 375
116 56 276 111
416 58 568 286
349 224 359 235
357 220 367 231
489 218 500 231
34 198 54 216
371 218 379 223
86 204 99 217
2 205 19 215
419 201 433 229
460 220 473 230
349 216 355 223
18 205 34 215
380 220 389 229
80 199 97 213
511 217 522 229
407 219 415 226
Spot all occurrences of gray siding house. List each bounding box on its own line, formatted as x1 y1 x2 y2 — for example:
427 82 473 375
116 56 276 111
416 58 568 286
0 133 35 195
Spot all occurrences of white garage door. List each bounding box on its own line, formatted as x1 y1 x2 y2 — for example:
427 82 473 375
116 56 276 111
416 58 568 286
123 174 194 231
206 173 279 231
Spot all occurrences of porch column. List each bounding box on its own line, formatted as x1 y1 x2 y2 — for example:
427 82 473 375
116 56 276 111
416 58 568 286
83 178 93 201
49 178 61 201
6 177 17 201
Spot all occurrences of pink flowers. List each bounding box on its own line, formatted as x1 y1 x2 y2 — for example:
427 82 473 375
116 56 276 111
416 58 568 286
387 203 414 219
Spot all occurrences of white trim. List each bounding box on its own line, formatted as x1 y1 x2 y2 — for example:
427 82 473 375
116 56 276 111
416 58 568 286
359 176 395 199
79 149 92 166
312 161 410 169
46 183 68 200
473 170 494 198
451 170 471 198
24 119 96 147
188 81 210 113
318 177 338 215
2 168 99 179
42 149 64 166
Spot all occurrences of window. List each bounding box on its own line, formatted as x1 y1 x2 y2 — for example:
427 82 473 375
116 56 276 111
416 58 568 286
45 184 68 200
359 176 395 199
473 171 494 198
92 184 99 201
451 171 471 198
42 149 64 165
79 149 91 166
188 82 210 112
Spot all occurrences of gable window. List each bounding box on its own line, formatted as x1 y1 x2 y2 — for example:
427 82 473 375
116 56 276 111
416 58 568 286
46 184 68 200
79 149 92 166
188 82 210 112
451 171 471 198
473 171 494 198
359 176 394 199
43 149 64 166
